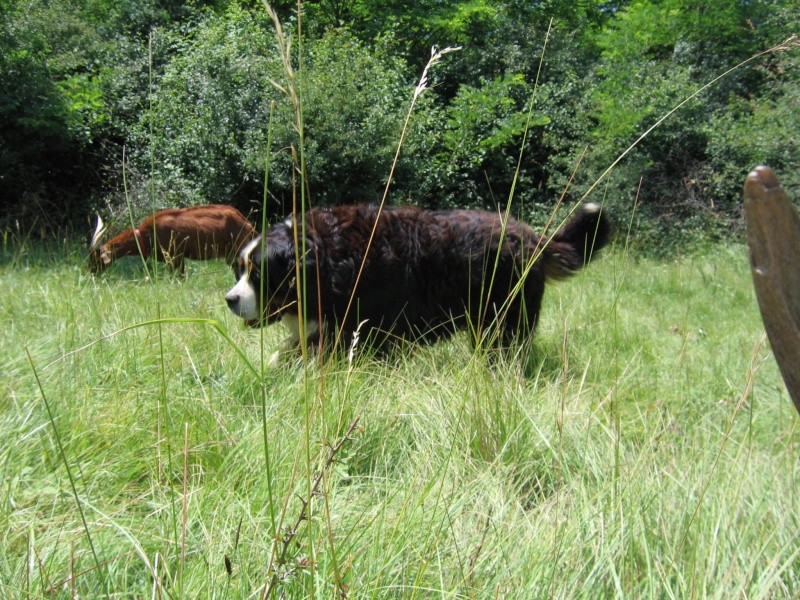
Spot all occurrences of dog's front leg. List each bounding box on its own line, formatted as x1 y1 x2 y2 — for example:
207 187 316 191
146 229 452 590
270 315 321 365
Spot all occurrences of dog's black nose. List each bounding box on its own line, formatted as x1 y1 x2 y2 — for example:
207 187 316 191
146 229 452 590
225 293 238 309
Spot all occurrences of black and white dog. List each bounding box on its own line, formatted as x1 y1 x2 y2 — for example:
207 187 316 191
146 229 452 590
225 204 610 357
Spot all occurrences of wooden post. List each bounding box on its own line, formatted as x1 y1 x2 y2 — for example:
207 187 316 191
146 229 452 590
744 165 800 415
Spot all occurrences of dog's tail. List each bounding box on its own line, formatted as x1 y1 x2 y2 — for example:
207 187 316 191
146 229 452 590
541 203 611 281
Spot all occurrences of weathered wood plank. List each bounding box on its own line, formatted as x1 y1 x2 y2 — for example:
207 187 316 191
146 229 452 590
744 165 800 415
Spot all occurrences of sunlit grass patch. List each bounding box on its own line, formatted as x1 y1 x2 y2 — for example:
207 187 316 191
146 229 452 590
2 240 798 597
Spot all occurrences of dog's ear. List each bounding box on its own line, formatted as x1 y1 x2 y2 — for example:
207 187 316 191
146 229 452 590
264 233 294 280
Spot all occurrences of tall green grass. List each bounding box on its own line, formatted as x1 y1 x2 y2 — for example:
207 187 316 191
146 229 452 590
2 8 798 598
1 240 798 598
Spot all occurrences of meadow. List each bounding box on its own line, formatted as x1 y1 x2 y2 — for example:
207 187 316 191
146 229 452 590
1 236 798 599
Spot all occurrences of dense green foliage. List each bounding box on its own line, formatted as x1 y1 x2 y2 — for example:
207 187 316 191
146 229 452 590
1 0 799 246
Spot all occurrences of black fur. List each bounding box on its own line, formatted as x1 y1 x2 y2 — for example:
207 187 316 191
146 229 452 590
225 204 611 353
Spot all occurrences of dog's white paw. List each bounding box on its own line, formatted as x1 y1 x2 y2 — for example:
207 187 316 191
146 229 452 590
268 350 282 366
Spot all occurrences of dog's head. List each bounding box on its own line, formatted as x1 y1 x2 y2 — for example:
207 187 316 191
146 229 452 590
224 218 315 327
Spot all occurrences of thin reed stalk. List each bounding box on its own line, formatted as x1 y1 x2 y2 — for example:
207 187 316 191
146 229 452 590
332 45 461 355
26 349 110 600
260 6 322 598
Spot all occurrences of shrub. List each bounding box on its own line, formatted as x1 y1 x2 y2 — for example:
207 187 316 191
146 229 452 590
133 13 416 217
130 5 286 215
413 73 544 210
